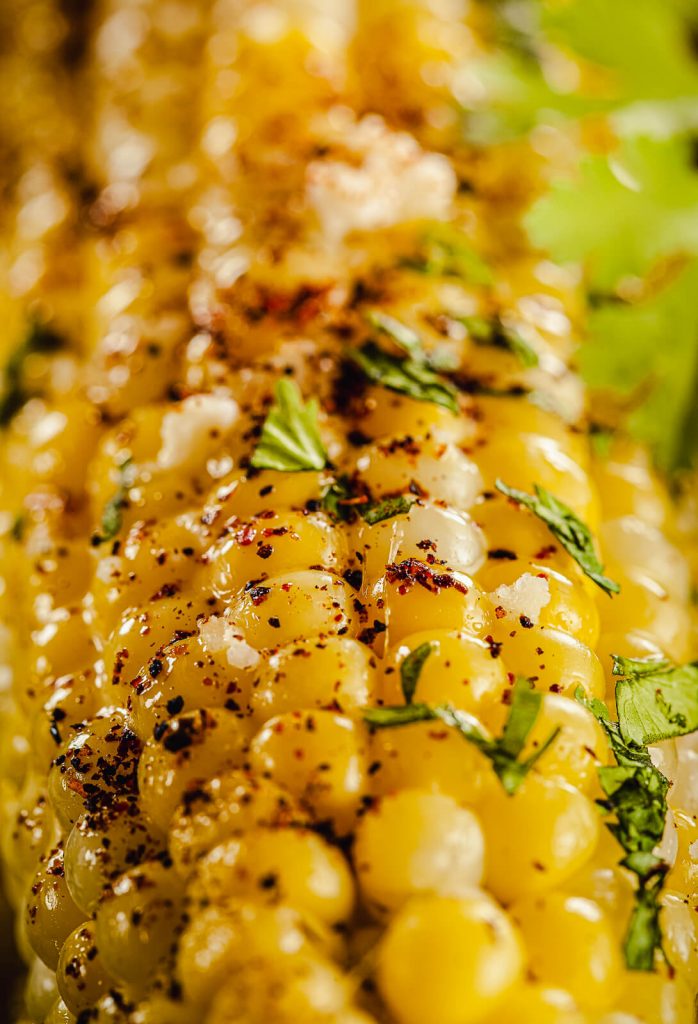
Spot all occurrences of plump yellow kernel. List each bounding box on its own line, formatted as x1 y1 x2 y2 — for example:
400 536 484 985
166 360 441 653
613 968 695 1024
368 717 496 805
595 569 694 664
24 955 58 1023
208 509 347 600
382 567 493 646
88 516 204 639
128 630 253 741
228 569 357 648
493 625 606 701
354 789 484 914
176 901 317 1007
515 693 607 793
64 806 163 916
480 984 589 1024
94 860 184 988
250 635 376 723
660 890 698 990
47 710 140 831
188 827 355 925
204 950 352 1024
380 630 509 719
378 893 524 1024
511 892 622 1011
476 774 600 903
477 558 600 648
250 709 368 832
56 921 111 1015
23 844 86 970
207 471 326 521
168 770 308 878
137 707 250 833
355 437 482 509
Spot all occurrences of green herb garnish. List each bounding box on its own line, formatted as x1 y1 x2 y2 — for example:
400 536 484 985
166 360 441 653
250 379 328 472
457 315 539 368
366 311 424 361
0 319 65 428
495 479 620 595
406 224 493 285
576 687 670 971
348 342 459 413
322 478 414 525
612 654 698 746
364 678 559 795
400 642 434 704
96 458 136 544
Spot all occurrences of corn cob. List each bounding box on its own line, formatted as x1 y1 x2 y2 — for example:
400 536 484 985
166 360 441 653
1 3 697 1024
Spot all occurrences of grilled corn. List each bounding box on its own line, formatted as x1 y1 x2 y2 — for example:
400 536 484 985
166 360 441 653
1 2 697 1024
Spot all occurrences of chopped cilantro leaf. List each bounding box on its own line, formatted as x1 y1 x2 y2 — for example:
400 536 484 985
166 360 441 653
400 642 434 704
95 458 136 544
366 311 424 361
406 224 493 285
322 478 414 526
0 319 65 428
348 342 459 413
575 686 670 971
250 379 328 473
457 314 539 368
495 480 620 595
363 679 559 795
613 655 698 746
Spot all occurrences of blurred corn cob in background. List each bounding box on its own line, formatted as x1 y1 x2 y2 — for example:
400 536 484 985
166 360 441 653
0 1 697 1023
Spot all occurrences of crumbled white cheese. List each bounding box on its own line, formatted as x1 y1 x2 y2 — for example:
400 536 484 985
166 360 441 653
198 614 260 670
491 573 551 625
158 393 238 471
306 114 456 241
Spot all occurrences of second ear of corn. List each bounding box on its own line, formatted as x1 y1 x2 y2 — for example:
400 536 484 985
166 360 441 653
0 2 697 1024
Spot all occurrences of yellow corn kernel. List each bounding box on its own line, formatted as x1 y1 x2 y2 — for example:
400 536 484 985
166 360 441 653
167 770 309 878
94 860 184 989
377 894 524 1024
354 789 484 914
23 844 86 970
250 635 377 723
476 774 600 903
511 892 622 1011
56 921 111 1015
481 984 589 1024
250 709 368 832
137 708 251 833
380 630 508 720
188 827 355 926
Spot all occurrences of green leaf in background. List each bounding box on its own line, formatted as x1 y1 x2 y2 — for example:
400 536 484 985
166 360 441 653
580 260 698 473
525 137 698 291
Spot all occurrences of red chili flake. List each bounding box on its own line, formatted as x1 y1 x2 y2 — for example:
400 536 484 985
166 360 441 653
235 524 257 546
268 617 281 629
495 605 506 619
248 585 271 606
150 582 180 601
385 558 468 595
257 544 273 559
519 615 534 629
534 545 557 560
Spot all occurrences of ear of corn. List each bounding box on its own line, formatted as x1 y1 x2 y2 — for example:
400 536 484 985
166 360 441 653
1 3 697 1024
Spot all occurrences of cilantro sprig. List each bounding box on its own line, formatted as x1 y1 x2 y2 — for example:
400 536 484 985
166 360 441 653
496 480 620 595
95 458 137 544
0 319 65 428
457 315 539 368
576 687 670 970
347 342 459 414
613 654 698 747
405 224 493 286
250 379 328 473
322 477 414 525
364 676 560 795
